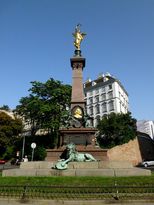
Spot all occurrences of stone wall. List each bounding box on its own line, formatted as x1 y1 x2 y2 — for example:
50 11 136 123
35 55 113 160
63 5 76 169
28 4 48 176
107 138 142 166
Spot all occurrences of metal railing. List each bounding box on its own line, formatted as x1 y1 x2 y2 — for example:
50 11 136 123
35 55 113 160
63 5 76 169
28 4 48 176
0 185 154 200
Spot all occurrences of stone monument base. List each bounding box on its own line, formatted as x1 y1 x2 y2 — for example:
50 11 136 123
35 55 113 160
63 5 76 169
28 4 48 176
2 161 151 177
59 127 97 147
47 127 108 161
46 147 108 161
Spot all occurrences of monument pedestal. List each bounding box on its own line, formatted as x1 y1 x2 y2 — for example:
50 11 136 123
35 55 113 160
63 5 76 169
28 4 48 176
46 127 109 161
46 27 106 162
59 127 97 148
46 148 108 162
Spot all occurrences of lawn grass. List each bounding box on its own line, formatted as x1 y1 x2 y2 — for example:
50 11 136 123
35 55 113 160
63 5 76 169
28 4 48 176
0 175 154 200
0 175 154 186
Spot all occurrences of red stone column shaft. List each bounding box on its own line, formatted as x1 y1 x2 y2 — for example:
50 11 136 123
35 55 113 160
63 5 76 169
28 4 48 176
70 58 85 110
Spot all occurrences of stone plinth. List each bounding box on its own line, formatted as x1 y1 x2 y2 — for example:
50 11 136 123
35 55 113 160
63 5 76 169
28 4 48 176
67 161 133 169
46 147 108 162
2 161 151 177
59 127 97 147
20 161 53 169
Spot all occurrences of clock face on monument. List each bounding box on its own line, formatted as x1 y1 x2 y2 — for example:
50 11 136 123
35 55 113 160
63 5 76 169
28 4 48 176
72 106 83 120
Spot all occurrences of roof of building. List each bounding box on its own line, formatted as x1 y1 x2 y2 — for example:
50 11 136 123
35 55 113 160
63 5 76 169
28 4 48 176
84 73 128 96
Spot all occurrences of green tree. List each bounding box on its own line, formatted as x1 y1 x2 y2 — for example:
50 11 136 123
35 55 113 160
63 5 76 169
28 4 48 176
15 78 71 147
0 112 23 159
32 146 47 161
97 112 137 148
0 105 10 111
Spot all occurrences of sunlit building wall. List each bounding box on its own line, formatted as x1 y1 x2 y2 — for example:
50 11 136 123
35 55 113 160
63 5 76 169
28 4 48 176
84 73 129 127
137 120 154 140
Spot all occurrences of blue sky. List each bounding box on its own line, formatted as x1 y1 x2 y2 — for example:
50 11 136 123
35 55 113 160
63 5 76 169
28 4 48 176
0 0 154 121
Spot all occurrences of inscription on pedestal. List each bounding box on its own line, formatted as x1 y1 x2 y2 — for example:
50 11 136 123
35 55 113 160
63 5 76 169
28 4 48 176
64 135 87 145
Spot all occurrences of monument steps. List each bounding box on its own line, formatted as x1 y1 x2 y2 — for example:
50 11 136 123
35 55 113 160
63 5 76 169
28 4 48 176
2 161 151 177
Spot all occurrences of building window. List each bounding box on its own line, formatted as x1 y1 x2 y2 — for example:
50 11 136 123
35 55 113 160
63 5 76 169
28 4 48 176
108 84 112 90
108 91 113 99
88 97 93 104
108 101 114 111
119 92 121 98
89 118 94 127
102 102 107 113
101 87 105 93
119 101 122 112
89 106 93 115
95 89 99 94
101 93 106 101
88 91 92 96
95 95 99 103
95 104 100 114
95 115 101 126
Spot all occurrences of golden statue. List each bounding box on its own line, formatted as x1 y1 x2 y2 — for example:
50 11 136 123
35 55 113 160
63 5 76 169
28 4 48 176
73 107 83 119
72 24 86 50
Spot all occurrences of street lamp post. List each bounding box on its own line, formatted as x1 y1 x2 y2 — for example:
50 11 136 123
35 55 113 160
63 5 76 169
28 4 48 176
31 142 36 161
21 135 25 160
21 130 30 161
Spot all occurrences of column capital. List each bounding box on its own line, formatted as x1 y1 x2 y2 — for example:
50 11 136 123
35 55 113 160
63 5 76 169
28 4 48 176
70 57 85 68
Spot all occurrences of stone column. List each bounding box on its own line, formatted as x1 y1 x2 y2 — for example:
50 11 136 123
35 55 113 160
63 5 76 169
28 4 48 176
70 56 85 110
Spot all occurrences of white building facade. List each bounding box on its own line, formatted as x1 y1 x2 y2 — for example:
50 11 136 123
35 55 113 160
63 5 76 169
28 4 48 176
84 73 129 127
137 120 154 140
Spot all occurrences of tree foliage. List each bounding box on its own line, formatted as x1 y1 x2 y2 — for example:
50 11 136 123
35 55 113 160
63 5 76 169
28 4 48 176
97 112 137 148
15 78 71 147
31 146 47 161
0 105 10 111
0 111 23 158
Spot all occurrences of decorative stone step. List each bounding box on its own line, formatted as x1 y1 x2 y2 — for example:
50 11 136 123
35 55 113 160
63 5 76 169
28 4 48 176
2 167 151 177
19 161 133 170
52 161 133 169
20 161 53 169
98 161 133 169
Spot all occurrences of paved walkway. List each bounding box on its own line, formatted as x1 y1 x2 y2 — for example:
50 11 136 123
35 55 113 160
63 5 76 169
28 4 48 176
0 198 154 205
